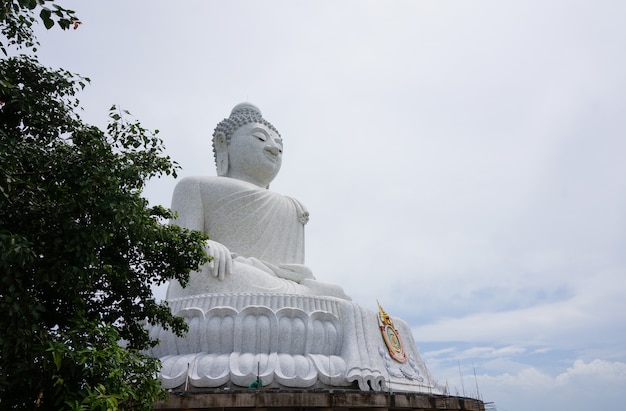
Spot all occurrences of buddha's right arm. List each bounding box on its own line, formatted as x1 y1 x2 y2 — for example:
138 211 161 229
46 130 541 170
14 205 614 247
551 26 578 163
170 177 233 280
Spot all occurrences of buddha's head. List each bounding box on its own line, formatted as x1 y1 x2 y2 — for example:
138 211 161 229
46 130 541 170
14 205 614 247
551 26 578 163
213 103 283 188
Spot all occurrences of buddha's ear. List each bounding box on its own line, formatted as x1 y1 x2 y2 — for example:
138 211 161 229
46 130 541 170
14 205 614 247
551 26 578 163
213 132 229 176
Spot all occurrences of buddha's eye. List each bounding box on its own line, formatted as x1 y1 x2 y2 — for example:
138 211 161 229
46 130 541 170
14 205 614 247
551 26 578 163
253 134 266 142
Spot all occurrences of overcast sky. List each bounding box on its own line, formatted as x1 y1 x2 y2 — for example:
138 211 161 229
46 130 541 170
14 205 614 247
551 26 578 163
32 1 626 410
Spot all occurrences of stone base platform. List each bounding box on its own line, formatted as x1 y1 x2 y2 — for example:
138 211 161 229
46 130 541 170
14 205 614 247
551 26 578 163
148 293 445 393
155 389 485 411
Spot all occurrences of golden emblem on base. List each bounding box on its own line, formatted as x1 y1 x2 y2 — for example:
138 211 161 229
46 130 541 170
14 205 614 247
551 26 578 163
377 300 408 363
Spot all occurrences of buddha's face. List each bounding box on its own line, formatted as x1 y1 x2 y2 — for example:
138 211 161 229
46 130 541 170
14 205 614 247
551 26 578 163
225 122 283 187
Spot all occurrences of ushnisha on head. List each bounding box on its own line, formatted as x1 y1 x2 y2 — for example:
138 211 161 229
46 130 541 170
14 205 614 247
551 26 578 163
213 102 280 143
212 103 284 188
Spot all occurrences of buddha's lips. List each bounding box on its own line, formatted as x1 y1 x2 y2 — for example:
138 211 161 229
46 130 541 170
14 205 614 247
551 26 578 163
264 150 280 162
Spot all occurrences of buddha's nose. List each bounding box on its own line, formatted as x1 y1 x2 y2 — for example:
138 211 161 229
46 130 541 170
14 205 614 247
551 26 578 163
265 145 280 156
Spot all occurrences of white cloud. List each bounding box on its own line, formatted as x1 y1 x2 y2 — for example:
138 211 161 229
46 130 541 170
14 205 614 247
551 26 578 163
425 356 626 411
555 359 626 386
411 286 623 350
477 359 626 411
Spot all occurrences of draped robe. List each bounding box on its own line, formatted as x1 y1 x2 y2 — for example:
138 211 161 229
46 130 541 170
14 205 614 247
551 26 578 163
166 176 349 300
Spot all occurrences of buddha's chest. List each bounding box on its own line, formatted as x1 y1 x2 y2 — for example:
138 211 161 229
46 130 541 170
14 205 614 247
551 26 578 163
203 189 305 263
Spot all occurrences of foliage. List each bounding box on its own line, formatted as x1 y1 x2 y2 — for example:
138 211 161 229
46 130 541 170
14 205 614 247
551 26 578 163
44 321 166 411
0 53 209 410
0 0 80 54
0 5 209 410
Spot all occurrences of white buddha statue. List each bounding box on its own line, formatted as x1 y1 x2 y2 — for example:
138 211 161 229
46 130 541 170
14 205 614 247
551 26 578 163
166 102 350 300
151 103 444 394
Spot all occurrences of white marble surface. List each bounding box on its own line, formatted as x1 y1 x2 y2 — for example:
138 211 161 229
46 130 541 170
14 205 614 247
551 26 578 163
150 103 443 393
149 293 444 393
165 103 349 300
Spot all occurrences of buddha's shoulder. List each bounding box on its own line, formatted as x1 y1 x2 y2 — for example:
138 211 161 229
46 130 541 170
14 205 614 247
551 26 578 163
175 175 219 187
174 176 261 193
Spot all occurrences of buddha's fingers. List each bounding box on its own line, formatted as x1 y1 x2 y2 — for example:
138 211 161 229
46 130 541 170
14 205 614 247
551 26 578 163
215 246 227 280
224 252 233 278
206 242 220 279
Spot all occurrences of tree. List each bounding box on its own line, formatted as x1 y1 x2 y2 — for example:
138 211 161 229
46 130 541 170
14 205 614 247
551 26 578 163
0 3 209 410
0 0 80 54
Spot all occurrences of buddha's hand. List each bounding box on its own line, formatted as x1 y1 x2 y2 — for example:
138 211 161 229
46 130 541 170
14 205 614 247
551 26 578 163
205 240 233 280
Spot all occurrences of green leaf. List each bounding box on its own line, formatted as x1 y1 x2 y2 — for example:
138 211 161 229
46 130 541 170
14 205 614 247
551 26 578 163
39 8 54 29
58 18 70 30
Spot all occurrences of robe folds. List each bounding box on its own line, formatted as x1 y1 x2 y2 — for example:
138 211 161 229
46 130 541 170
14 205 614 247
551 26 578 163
166 176 349 300
202 177 308 265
